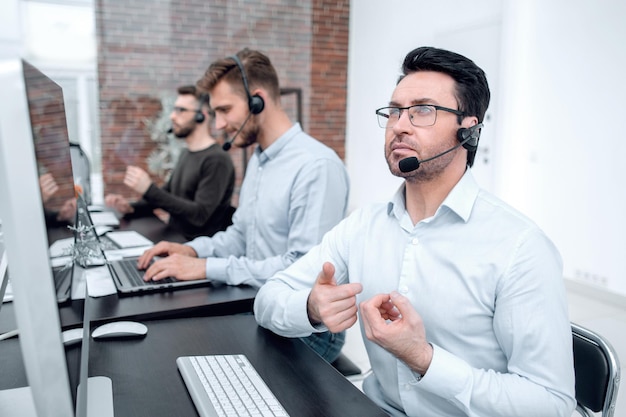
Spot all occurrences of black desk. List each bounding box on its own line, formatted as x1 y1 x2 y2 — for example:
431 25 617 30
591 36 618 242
1 214 386 416
69 215 257 326
1 315 387 417
0 215 258 333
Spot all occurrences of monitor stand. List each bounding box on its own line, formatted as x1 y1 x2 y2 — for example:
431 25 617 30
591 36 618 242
0 378 113 417
78 376 114 417
75 277 114 417
0 387 37 417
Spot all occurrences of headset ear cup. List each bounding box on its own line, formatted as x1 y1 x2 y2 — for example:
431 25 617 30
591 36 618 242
457 125 480 151
249 95 265 115
456 127 468 144
195 111 205 124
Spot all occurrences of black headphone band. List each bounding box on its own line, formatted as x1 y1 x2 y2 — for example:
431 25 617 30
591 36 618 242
229 54 265 115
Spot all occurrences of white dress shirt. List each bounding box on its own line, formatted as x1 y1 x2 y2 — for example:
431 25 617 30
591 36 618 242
254 169 576 416
186 123 349 288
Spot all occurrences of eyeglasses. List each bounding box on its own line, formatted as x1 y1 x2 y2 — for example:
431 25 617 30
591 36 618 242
375 104 464 128
172 106 194 114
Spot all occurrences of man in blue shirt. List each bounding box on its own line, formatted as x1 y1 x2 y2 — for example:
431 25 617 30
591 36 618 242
254 46 576 416
137 48 350 363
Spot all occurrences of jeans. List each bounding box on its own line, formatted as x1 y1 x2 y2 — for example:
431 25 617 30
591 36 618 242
300 330 346 363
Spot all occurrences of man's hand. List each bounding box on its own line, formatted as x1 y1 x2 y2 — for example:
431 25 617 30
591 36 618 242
360 291 433 376
136 241 197 269
104 193 133 214
142 254 206 282
39 173 59 203
124 166 152 195
57 198 77 222
152 208 170 224
306 262 363 333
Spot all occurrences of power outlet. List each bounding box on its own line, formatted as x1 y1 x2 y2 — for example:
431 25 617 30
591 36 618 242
573 269 609 287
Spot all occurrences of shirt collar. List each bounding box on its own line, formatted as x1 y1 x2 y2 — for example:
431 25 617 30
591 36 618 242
387 169 480 223
256 123 302 164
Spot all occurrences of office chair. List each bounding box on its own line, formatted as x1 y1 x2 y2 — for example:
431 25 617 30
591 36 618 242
572 322 621 417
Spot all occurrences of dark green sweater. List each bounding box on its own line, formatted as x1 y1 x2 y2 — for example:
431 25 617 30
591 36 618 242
131 144 235 239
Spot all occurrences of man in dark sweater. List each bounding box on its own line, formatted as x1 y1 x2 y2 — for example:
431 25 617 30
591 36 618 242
105 85 235 239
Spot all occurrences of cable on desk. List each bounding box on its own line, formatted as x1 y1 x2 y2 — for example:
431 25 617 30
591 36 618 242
0 329 18 341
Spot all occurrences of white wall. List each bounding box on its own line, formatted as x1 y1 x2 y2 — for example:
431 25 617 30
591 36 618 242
497 0 626 295
347 0 626 297
0 0 22 60
346 1 502 209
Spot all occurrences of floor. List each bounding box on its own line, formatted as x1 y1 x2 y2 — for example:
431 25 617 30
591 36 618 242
341 279 626 417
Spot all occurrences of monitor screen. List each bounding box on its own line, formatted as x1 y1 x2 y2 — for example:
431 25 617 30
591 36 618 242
23 60 77 230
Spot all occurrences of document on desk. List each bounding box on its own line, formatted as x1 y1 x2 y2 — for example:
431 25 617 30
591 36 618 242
89 211 120 227
49 237 74 258
105 231 153 249
71 265 117 299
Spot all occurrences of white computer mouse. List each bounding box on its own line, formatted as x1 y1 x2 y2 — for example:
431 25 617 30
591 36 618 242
91 321 148 340
62 327 85 346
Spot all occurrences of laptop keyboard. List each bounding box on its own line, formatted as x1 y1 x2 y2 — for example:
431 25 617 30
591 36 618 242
179 354 289 417
116 258 176 285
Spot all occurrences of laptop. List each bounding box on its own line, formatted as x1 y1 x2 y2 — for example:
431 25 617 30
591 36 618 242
1 217 72 305
106 255 212 296
0 235 8 307
53 264 73 304
77 206 211 296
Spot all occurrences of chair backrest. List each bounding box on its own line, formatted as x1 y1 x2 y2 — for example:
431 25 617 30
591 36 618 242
69 142 92 205
572 322 621 417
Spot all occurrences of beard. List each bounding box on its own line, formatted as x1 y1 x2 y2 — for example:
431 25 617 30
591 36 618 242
237 118 260 148
386 134 459 182
172 122 195 139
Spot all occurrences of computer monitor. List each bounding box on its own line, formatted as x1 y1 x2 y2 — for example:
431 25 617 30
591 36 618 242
0 58 111 417
23 59 77 228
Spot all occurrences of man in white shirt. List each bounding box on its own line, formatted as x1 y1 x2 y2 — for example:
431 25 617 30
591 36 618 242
254 46 576 416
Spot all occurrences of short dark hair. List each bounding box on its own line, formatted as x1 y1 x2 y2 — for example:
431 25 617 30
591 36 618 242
177 85 208 104
400 47 490 122
196 48 280 101
399 47 490 166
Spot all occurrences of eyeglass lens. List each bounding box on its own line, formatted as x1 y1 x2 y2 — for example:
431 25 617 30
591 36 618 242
377 105 438 128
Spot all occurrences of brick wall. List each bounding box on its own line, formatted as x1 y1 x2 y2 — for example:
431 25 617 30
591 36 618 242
95 0 350 204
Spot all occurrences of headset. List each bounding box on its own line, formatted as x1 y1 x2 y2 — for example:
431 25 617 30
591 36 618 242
456 123 482 152
229 54 265 115
194 93 208 124
398 122 484 173
458 122 482 167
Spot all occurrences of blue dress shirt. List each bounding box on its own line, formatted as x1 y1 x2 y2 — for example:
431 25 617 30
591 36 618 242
254 169 576 416
186 123 349 288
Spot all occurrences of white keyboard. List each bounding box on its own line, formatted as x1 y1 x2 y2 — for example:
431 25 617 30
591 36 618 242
177 354 290 417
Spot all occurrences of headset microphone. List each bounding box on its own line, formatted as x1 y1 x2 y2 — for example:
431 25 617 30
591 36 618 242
222 112 253 151
398 123 483 173
222 139 233 151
